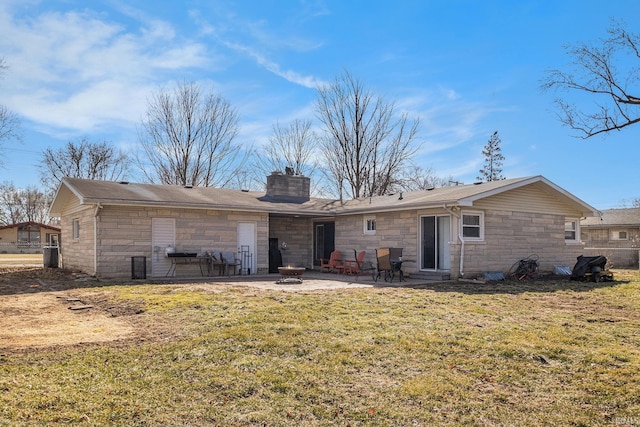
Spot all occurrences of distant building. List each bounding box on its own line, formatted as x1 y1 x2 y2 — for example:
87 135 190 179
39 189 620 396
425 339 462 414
581 208 640 268
0 221 61 253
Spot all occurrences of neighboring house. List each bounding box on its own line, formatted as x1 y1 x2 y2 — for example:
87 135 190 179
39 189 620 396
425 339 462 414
0 221 61 253
581 208 640 268
49 173 598 280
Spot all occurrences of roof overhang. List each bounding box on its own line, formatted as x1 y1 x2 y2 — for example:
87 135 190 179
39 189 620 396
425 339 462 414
49 178 331 217
49 176 600 219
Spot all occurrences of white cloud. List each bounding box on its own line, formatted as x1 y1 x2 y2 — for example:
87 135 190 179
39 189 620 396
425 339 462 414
396 88 493 153
188 4 327 88
0 3 211 134
443 158 483 179
13 80 152 130
220 40 327 89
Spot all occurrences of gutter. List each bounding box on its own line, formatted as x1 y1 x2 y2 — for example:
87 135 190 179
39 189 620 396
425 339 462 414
444 204 464 278
93 203 102 276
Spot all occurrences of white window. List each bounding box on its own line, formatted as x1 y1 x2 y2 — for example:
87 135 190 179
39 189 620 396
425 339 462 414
611 230 628 240
461 211 484 241
364 216 376 235
565 220 579 242
72 219 80 240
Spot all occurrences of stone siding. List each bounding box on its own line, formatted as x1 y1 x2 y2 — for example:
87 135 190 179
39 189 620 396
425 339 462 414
334 211 418 272
269 217 312 268
333 209 584 280
60 205 96 274
90 206 268 279
457 210 584 278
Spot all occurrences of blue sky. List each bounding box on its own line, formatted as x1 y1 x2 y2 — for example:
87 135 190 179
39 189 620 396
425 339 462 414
1 0 639 209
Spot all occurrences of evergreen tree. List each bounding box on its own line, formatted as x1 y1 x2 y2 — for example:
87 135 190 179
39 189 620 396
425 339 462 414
477 131 505 182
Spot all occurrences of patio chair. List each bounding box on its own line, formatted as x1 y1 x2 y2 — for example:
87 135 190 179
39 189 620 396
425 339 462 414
204 250 226 276
221 251 241 276
374 248 392 282
374 248 404 282
342 250 368 276
320 250 342 273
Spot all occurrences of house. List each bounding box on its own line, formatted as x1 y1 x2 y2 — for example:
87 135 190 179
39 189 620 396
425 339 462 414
581 208 640 268
0 221 61 254
49 173 598 280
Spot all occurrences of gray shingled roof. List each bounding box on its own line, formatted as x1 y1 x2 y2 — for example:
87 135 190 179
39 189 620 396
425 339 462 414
581 207 640 227
337 176 597 215
50 178 339 217
49 175 598 217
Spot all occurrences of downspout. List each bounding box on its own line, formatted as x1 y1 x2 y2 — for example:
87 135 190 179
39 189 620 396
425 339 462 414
94 203 103 276
444 204 464 278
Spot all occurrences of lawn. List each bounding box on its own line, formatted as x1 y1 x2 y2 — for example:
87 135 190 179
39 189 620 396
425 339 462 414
0 253 42 264
1 270 639 426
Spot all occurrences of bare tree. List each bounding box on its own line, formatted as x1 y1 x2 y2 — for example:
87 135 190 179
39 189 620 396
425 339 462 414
477 131 505 182
399 165 456 191
251 119 319 188
619 197 640 208
0 183 50 225
0 182 21 225
39 137 130 194
542 20 640 138
0 58 22 165
138 81 244 187
315 70 420 200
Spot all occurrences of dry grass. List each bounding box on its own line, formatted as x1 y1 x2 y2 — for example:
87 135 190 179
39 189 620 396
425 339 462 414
0 253 42 264
1 270 639 426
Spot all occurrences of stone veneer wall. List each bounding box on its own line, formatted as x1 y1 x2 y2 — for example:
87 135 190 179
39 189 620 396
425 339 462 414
451 210 584 279
334 210 419 273
269 216 312 268
92 205 268 278
333 208 584 280
60 204 96 275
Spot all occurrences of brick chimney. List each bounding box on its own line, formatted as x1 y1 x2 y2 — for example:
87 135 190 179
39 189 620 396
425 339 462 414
264 171 310 202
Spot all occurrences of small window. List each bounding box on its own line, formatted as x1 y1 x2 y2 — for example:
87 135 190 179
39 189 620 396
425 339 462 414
72 219 80 240
461 212 483 241
611 230 628 240
565 220 578 242
364 216 376 235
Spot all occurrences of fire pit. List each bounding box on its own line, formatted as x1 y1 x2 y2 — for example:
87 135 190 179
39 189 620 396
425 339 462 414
277 266 305 284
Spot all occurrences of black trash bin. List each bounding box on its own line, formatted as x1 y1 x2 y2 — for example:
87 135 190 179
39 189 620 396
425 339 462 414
131 256 147 279
43 246 59 268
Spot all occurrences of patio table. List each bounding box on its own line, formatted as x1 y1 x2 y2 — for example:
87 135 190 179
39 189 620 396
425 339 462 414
165 254 209 277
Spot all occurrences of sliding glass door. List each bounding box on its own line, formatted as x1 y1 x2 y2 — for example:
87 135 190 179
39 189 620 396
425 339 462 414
421 215 451 270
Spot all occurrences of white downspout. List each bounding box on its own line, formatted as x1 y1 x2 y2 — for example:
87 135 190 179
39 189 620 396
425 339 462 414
94 203 103 276
444 204 464 278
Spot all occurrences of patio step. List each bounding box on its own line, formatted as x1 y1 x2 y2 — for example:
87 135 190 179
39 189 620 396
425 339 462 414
408 272 451 281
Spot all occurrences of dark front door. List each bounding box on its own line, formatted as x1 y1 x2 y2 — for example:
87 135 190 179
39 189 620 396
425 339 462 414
268 238 283 273
313 222 335 266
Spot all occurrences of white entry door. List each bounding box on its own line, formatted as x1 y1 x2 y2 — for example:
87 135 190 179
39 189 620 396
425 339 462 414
152 218 175 277
237 222 256 274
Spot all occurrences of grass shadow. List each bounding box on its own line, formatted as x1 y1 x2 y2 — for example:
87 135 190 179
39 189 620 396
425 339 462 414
385 276 628 295
0 266 131 296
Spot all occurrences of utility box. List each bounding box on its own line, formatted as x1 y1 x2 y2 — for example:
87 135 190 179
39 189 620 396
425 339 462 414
131 256 147 279
43 246 59 268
